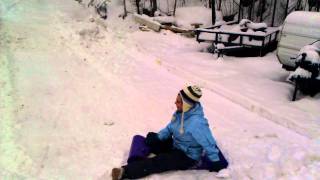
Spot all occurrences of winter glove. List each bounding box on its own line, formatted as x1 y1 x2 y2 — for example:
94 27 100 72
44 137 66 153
145 132 160 146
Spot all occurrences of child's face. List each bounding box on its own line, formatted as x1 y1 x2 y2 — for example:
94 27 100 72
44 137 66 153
175 95 183 112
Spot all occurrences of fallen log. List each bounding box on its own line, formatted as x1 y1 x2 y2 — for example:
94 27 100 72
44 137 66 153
133 13 161 32
161 25 191 33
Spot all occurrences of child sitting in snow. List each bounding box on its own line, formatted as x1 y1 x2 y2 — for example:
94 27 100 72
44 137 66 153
111 85 228 180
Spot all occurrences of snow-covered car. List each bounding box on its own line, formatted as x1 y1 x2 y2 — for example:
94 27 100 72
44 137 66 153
277 11 320 71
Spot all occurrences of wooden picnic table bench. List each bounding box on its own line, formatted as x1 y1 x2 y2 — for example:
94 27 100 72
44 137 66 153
194 25 280 57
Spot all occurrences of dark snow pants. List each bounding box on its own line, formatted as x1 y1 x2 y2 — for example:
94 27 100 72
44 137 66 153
121 136 196 179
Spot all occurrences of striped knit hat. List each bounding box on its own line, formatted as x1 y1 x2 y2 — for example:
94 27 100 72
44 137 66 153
180 85 202 105
178 85 202 134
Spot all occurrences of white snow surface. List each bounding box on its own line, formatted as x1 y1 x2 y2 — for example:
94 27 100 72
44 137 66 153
298 45 320 64
239 19 267 30
299 50 320 64
174 6 213 29
1 0 320 180
289 67 312 79
216 43 225 50
246 22 267 30
153 7 223 29
285 11 320 28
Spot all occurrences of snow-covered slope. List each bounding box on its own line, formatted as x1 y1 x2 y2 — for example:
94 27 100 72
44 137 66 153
0 0 319 179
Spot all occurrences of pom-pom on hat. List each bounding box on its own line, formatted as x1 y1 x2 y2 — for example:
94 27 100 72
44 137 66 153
180 85 202 104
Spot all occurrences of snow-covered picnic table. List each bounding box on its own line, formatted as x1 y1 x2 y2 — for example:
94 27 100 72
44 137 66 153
195 25 281 57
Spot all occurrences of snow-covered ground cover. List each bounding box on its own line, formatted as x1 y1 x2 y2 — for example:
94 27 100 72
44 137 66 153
132 29 320 139
0 0 320 179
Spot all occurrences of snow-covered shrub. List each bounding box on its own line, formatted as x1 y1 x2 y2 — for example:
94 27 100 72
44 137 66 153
207 44 216 53
288 41 320 99
76 0 109 19
297 50 320 64
295 48 320 77
288 67 312 80
216 43 225 50
300 44 320 54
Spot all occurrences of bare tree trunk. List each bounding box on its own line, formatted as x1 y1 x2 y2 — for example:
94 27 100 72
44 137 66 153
123 0 127 18
296 0 302 10
284 0 290 19
151 0 157 16
212 0 216 25
260 0 266 22
173 0 177 16
238 0 242 23
136 0 140 14
271 0 277 27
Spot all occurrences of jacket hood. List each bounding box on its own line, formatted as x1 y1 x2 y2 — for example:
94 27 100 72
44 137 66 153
175 103 204 134
175 103 203 117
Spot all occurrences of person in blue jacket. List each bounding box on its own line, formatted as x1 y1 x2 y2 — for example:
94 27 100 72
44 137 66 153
111 85 228 180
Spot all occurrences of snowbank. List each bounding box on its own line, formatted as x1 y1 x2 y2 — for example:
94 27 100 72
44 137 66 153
2 0 320 180
174 6 213 29
285 11 320 28
289 67 312 79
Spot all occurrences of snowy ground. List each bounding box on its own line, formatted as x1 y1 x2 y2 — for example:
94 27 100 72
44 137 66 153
1 0 320 179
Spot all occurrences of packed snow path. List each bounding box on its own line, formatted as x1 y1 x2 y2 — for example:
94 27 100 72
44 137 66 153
0 0 319 179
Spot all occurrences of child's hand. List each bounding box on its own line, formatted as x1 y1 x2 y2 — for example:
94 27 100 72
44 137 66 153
145 132 159 145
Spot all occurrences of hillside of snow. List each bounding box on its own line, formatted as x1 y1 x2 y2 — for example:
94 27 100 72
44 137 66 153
0 0 319 179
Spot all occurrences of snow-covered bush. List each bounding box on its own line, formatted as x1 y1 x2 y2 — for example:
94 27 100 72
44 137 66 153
288 41 320 99
297 49 320 64
75 0 109 19
288 67 312 80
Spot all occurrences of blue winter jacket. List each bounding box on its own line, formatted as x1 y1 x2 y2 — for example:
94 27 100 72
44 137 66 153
157 103 220 162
